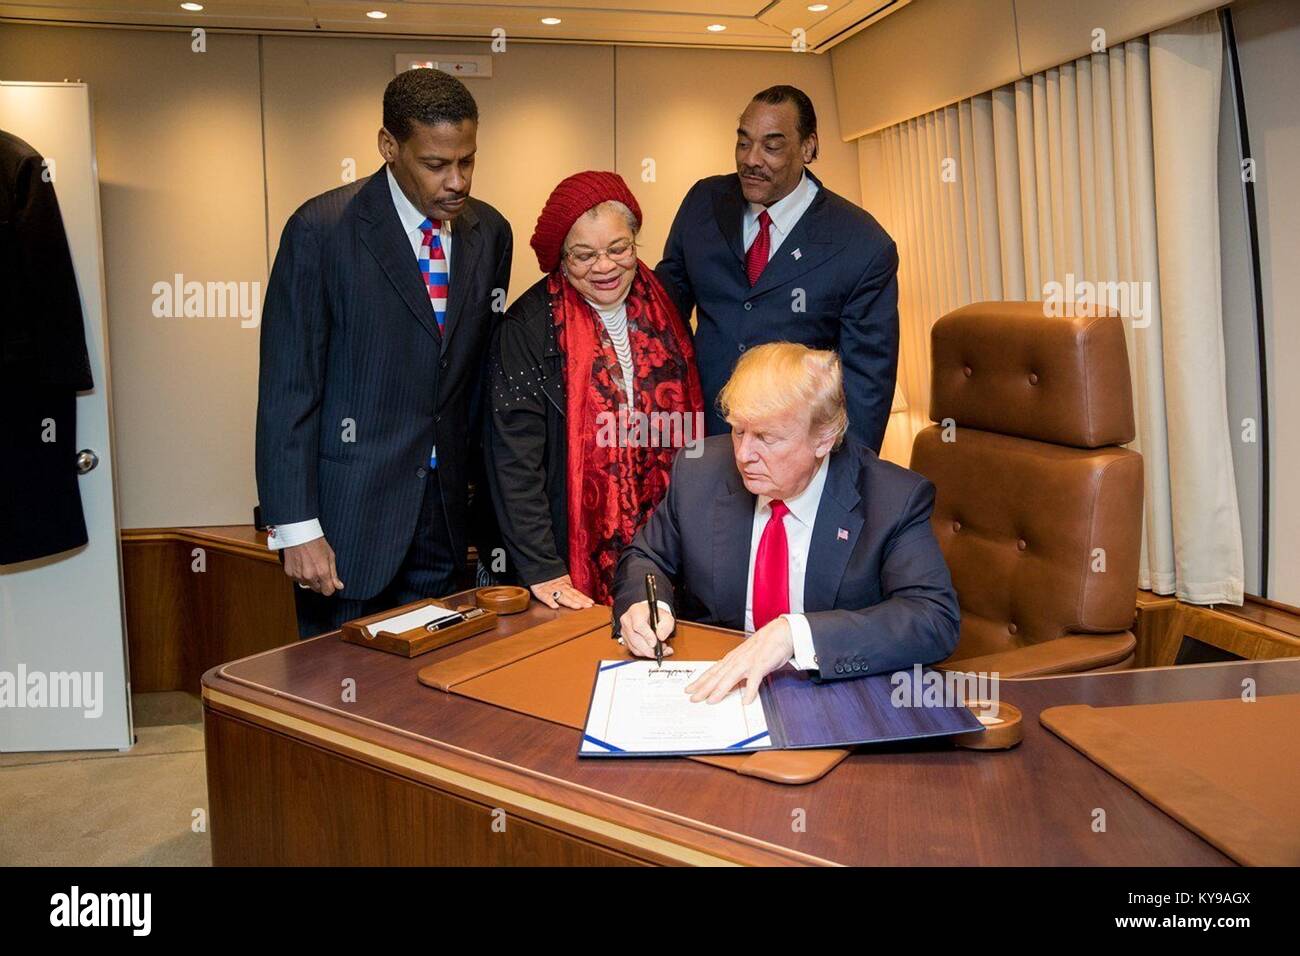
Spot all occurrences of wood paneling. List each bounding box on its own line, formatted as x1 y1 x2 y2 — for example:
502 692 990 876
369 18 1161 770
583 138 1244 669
122 526 298 694
205 709 645 866
1134 589 1300 667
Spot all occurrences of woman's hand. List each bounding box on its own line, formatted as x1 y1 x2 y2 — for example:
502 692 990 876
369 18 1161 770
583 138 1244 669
530 574 595 610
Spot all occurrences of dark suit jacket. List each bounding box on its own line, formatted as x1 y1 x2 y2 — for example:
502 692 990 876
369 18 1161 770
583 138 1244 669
655 170 899 451
614 436 959 680
256 166 512 600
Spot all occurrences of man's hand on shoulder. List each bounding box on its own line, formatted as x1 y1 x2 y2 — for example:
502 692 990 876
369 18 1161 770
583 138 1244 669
283 537 344 596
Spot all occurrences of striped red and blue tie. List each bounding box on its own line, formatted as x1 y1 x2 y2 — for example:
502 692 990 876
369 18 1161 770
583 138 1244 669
418 218 448 333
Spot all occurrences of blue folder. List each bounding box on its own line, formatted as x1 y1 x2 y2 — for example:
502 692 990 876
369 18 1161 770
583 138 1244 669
580 661 985 757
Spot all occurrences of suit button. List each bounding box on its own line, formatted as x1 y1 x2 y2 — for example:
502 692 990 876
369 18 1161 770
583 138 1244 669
434 413 442 423
1017 538 1027 551
952 520 961 532
744 302 753 311
963 365 973 377
1008 622 1018 634
416 466 428 478
439 358 449 370
738 343 746 352
1028 371 1039 385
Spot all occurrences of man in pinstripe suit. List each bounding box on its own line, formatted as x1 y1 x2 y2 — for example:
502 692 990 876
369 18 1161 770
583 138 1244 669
256 68 512 637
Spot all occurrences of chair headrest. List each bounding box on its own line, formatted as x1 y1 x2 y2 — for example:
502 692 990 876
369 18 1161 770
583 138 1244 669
929 302 1136 448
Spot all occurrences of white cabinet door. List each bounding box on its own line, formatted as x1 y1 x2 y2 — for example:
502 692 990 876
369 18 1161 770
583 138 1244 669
0 82 132 751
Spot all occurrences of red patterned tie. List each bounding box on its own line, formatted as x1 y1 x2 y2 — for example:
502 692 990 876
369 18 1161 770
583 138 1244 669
752 499 790 631
745 209 772 286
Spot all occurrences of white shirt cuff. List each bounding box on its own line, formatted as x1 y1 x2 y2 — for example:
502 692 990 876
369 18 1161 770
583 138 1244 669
655 601 673 621
266 518 323 550
782 613 818 670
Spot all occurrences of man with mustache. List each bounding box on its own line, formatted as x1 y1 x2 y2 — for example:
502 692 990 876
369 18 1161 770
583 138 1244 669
656 85 899 452
256 68 512 636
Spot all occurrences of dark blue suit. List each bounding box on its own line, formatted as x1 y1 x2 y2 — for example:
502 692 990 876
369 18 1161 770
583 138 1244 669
655 170 899 451
614 436 959 680
256 167 512 633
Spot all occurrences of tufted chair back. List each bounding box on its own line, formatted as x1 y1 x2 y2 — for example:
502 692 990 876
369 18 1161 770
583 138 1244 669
909 302 1144 675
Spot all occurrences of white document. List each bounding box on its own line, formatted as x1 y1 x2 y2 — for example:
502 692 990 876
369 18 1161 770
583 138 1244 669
366 603 459 637
581 660 770 756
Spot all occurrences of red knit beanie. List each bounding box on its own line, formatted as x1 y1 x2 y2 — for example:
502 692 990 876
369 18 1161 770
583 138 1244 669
530 171 643 273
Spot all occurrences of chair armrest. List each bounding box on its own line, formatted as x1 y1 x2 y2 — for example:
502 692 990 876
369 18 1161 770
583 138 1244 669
936 631 1136 678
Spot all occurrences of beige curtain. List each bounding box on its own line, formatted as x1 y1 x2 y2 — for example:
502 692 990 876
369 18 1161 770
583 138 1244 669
862 13 1244 604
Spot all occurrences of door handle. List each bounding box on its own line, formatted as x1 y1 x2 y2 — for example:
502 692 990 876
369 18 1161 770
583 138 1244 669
76 449 99 474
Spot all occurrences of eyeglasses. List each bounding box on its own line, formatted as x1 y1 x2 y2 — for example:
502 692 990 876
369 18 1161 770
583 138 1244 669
563 238 637 271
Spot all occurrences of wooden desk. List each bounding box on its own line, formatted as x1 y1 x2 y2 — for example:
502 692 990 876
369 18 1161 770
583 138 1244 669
201 596 1300 866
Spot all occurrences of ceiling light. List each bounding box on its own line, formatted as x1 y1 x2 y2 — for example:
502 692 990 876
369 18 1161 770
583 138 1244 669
808 3 829 11
366 10 387 19
706 24 726 32
541 17 561 25
180 2 204 10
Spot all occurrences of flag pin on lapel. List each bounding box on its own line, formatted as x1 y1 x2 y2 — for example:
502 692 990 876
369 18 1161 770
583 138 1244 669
791 248 802 260
837 528 849 541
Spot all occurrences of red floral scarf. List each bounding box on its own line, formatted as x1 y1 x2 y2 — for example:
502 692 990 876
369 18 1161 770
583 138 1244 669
549 260 704 604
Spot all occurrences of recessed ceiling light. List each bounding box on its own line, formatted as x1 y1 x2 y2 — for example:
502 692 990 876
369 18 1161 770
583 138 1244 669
180 2 204 10
706 24 726 32
540 17 561 26
808 3 829 11
366 10 387 19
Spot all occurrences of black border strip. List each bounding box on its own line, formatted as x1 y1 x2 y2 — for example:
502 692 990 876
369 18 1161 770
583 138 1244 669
1221 6 1270 598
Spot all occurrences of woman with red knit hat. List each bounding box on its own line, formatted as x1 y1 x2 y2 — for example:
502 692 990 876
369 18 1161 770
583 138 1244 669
487 171 703 609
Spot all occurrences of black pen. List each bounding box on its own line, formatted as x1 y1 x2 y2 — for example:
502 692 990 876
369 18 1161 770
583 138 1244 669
425 611 467 632
646 573 662 666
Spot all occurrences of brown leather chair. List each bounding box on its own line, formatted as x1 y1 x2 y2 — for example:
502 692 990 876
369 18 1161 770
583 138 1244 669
909 302 1143 677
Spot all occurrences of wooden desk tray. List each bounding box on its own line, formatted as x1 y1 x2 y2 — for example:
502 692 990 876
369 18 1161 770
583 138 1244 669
342 598 497 658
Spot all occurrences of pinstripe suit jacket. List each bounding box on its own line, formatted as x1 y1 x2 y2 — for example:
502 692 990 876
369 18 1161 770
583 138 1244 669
255 166 512 600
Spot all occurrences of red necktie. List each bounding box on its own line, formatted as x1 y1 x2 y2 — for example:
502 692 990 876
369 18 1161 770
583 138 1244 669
745 209 772 286
752 499 790 631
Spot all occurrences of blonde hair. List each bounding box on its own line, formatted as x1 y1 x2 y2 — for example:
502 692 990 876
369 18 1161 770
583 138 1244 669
717 342 848 448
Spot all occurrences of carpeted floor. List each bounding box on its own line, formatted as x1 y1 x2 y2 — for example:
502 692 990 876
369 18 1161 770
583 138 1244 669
0 692 212 865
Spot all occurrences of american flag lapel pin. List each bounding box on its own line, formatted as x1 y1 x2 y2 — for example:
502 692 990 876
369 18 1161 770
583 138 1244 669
791 248 802 260
837 528 849 541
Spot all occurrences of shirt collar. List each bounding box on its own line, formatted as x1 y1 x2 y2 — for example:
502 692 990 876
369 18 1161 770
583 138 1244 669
746 171 814 237
758 452 830 528
385 165 451 235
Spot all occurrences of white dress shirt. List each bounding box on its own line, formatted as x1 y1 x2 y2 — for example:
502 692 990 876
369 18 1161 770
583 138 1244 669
267 167 452 551
743 454 830 670
742 171 818 261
